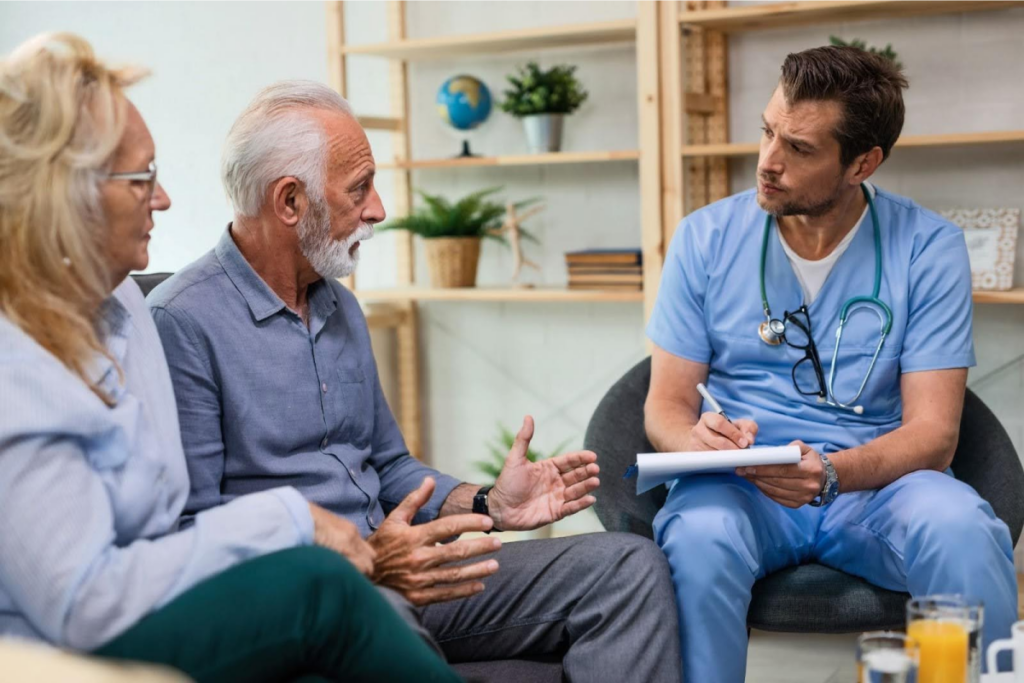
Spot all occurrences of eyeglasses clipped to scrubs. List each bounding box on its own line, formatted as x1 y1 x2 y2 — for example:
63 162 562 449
756 183 893 415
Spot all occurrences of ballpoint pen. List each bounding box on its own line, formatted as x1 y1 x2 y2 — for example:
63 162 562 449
696 382 731 423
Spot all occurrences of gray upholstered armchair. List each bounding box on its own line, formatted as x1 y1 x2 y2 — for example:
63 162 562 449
585 356 1024 633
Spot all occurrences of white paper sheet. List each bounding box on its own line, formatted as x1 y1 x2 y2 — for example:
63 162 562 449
634 446 801 494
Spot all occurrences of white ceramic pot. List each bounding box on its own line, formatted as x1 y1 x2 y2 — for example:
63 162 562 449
522 113 564 154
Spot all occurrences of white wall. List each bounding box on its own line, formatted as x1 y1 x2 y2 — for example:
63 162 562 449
0 1 330 273
4 1 1023 543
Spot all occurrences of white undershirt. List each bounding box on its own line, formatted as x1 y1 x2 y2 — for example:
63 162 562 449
778 182 875 304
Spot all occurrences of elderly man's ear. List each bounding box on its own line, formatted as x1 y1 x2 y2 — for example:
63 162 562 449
271 176 307 227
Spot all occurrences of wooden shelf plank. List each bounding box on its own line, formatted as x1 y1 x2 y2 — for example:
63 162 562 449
361 288 1024 305
355 287 644 303
679 1 1024 33
362 303 407 328
360 287 1024 305
682 130 1024 158
358 116 404 132
378 149 640 170
340 19 636 60
973 289 1024 305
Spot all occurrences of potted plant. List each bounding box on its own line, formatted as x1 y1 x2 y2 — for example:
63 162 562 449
379 187 509 288
828 36 901 68
499 61 589 154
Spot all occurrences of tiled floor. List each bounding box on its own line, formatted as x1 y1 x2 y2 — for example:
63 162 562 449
746 631 859 683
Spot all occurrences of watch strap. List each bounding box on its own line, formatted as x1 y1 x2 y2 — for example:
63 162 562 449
809 453 839 507
473 485 499 532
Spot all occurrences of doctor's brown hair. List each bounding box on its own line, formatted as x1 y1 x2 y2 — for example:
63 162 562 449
779 45 908 168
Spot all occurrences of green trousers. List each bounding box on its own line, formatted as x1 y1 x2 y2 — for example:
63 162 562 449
94 546 461 683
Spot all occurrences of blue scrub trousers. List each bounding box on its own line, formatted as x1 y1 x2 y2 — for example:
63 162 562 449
653 470 1017 683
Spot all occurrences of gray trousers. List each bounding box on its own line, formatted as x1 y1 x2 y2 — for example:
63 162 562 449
378 532 681 683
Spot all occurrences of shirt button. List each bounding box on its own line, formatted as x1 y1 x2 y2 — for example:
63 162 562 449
321 382 328 393
321 437 328 449
349 468 356 478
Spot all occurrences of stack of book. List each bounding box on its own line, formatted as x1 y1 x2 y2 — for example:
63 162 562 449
565 249 643 291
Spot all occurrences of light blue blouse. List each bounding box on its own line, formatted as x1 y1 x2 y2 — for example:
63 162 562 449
0 278 314 650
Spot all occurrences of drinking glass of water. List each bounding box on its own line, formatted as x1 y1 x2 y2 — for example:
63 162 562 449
858 632 919 683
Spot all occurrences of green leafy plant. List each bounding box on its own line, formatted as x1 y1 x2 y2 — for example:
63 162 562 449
473 423 572 482
829 36 902 70
380 187 541 243
499 62 589 118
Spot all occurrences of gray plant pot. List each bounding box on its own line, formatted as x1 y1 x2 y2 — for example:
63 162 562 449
522 113 564 154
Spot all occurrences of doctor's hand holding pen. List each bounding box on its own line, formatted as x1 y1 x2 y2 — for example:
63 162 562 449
685 383 759 452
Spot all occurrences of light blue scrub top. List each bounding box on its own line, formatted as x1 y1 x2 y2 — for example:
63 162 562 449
647 186 976 456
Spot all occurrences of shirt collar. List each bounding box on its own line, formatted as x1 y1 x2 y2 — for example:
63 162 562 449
89 288 133 400
215 225 339 327
215 226 288 323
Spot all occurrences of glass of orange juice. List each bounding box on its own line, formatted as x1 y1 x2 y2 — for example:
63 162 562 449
907 596 979 683
857 632 919 682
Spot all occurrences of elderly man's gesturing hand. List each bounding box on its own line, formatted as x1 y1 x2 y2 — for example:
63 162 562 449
488 416 600 532
368 477 501 606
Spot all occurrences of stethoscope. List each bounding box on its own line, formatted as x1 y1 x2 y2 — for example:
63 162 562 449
757 183 893 414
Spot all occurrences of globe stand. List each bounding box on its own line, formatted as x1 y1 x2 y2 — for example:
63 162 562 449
455 140 479 158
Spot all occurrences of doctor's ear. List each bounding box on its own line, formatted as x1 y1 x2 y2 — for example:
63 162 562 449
848 147 884 184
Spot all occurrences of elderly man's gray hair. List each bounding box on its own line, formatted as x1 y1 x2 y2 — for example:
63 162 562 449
222 80 354 217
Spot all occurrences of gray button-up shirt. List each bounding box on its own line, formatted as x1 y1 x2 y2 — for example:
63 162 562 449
149 229 460 536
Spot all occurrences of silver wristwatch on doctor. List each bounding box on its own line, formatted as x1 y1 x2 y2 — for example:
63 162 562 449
809 453 839 507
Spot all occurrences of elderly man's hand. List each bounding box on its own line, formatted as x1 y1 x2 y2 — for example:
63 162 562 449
488 416 600 532
368 477 501 606
308 503 376 576
737 440 825 508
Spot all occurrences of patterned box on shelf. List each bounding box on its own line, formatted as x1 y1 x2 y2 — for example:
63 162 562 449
941 208 1020 291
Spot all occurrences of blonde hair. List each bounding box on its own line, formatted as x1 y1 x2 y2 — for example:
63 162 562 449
0 33 147 404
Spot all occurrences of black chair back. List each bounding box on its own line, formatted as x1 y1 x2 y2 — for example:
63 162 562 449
131 272 174 298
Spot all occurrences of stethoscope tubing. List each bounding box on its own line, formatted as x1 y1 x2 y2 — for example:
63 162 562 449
759 183 893 411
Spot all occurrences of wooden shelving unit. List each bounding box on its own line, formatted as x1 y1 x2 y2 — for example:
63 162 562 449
327 2 661 459
973 290 1024 305
328 1 1024 459
362 303 408 328
663 0 1024 221
679 1 1024 32
682 130 1024 158
378 149 640 170
356 287 644 303
338 18 636 60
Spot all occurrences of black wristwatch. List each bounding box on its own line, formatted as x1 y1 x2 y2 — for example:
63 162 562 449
473 485 501 533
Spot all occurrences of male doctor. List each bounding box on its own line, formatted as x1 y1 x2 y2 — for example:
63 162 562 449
645 45 1017 681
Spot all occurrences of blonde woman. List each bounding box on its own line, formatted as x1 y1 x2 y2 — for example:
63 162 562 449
0 34 460 683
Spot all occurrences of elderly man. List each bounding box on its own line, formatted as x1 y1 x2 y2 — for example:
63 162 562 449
646 46 1017 682
149 81 680 682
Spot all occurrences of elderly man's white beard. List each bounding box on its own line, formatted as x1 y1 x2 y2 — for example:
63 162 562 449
297 198 374 280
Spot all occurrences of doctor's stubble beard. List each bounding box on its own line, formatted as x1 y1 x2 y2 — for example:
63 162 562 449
756 170 847 219
298 195 374 280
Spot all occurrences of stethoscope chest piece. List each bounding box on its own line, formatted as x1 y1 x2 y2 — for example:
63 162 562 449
758 319 785 346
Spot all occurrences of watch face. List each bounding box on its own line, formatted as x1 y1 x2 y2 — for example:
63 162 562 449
827 482 840 500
